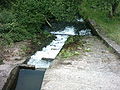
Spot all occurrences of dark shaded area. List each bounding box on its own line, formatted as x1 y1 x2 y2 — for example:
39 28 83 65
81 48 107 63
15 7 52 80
44 21 88 33
15 69 46 90
2 67 20 90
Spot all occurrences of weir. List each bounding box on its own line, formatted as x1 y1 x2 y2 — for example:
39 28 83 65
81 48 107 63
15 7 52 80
27 27 73 69
3 18 92 90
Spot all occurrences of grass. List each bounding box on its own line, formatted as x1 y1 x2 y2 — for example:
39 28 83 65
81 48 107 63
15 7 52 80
80 1 120 45
20 45 31 55
58 36 86 59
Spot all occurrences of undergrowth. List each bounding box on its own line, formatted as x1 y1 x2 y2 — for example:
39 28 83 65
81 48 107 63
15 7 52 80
80 0 120 44
58 36 86 58
0 0 83 46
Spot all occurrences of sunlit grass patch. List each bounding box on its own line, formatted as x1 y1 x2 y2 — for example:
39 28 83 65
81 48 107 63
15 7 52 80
58 36 86 59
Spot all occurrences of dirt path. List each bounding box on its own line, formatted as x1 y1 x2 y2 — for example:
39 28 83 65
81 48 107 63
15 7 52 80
0 41 32 90
41 36 120 90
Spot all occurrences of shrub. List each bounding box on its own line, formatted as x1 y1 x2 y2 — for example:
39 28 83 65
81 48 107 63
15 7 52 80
13 0 46 34
0 0 83 46
0 9 15 24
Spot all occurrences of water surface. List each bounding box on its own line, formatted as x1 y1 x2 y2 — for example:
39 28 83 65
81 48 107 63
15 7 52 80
15 69 45 90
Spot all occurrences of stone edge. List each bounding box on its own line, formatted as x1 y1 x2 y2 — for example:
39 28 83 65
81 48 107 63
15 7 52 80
86 19 120 58
2 64 35 90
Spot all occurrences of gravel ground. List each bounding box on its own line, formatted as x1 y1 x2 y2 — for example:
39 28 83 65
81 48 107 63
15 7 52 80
41 36 120 90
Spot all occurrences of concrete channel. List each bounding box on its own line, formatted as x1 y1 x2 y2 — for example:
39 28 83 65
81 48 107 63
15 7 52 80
3 18 120 90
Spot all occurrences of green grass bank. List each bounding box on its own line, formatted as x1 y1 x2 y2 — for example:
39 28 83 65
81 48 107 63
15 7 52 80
80 0 120 44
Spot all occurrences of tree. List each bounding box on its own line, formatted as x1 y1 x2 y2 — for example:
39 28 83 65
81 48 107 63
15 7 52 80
108 0 120 16
90 0 120 17
14 0 83 27
45 0 83 21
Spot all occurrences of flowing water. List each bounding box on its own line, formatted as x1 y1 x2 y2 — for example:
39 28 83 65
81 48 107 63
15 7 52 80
76 18 84 22
27 34 69 68
15 19 92 90
27 24 91 69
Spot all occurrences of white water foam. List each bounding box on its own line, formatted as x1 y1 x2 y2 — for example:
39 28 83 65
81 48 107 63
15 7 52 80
27 26 92 68
79 29 92 36
27 27 71 68
77 18 84 22
51 26 75 35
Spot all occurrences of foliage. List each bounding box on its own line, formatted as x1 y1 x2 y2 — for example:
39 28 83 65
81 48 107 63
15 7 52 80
105 0 120 16
84 0 120 17
0 2 52 45
31 31 55 50
81 0 120 44
13 0 83 24
59 36 85 58
1 0 120 47
64 36 85 50
0 10 32 45
0 0 83 46
0 0 15 8
48 0 83 21
59 49 80 58
13 0 46 33
0 10 15 24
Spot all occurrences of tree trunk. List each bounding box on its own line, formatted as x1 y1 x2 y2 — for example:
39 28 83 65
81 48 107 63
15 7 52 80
111 2 119 16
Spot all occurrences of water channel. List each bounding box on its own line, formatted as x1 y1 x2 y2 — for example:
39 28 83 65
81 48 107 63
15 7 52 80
14 19 92 90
